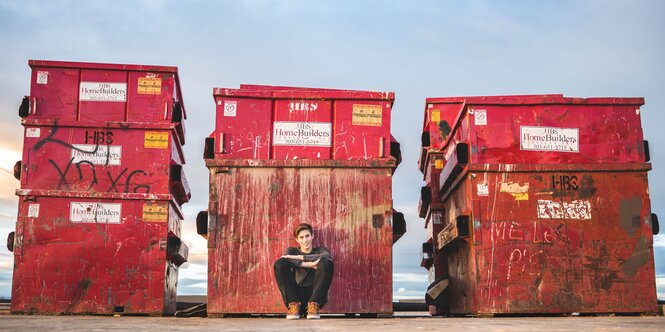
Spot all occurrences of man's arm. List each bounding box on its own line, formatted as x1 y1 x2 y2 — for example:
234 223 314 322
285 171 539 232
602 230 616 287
281 247 303 267
303 247 332 262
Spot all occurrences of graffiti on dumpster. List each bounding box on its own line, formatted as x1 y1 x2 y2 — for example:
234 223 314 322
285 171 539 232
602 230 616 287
46 157 150 193
34 122 152 193
551 175 579 191
537 199 591 220
491 220 572 244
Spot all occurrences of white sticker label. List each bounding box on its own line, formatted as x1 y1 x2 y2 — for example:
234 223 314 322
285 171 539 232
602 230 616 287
36 71 48 84
79 82 127 102
71 144 122 165
537 199 591 220
273 122 332 147
474 109 487 125
224 100 237 117
477 183 489 196
26 128 41 138
432 212 442 225
28 204 40 218
521 126 579 152
70 202 122 224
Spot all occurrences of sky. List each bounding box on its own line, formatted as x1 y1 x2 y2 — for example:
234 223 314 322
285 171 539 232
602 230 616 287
0 0 663 302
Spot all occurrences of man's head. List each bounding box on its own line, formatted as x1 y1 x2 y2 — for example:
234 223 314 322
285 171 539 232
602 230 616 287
293 223 313 251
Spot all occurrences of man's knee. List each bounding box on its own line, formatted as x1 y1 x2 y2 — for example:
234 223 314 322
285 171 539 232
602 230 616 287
274 257 289 270
319 258 334 271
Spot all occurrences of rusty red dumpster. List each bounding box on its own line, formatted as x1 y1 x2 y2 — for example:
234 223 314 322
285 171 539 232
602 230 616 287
420 94 658 315
11 191 186 315
203 85 398 316
10 60 190 316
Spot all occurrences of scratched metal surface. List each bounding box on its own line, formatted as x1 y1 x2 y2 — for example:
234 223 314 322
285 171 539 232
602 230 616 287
10 193 183 315
211 85 393 160
206 160 394 315
422 95 646 164
439 169 657 314
18 119 189 203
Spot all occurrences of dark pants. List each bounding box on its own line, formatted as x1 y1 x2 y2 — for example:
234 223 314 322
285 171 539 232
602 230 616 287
273 258 334 310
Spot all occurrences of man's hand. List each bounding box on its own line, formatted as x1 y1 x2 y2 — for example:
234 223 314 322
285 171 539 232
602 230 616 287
301 258 320 270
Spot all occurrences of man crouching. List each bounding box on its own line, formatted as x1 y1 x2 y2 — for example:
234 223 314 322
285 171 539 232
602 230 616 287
273 223 334 319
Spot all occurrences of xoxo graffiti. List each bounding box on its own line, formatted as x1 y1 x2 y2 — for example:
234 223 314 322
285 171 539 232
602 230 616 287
32 122 152 193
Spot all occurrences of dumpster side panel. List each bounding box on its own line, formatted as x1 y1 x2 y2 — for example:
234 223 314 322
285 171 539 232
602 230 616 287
466 104 645 164
30 66 80 121
10 196 178 315
29 62 181 124
126 71 176 123
207 166 393 314
425 102 463 151
79 69 128 122
213 96 273 159
333 100 391 160
272 99 333 159
442 170 657 314
20 124 179 195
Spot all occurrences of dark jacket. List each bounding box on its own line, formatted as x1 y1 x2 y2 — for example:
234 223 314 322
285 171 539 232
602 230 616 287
282 246 333 287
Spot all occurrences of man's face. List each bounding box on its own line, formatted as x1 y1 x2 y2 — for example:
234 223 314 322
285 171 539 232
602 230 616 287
296 229 313 251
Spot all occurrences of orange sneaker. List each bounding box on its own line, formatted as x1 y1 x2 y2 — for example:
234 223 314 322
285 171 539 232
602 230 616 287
286 302 300 320
306 302 320 319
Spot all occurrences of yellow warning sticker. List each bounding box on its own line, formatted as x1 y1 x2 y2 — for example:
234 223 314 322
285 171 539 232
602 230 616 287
431 110 440 122
144 131 169 148
352 104 382 126
142 202 168 222
137 77 162 94
434 159 444 169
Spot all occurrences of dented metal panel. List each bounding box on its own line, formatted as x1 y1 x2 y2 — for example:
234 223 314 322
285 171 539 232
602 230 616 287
211 85 393 160
206 159 395 315
438 165 657 314
11 191 184 315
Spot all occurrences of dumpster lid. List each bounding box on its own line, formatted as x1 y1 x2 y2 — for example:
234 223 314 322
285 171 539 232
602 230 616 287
213 85 395 101
28 60 187 120
425 94 644 106
29 59 178 73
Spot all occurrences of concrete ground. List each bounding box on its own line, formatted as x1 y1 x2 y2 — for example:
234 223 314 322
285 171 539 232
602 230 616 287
0 314 663 331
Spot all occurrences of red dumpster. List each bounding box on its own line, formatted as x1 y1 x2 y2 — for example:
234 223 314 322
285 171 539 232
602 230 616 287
421 94 658 315
10 60 190 316
204 85 397 316
11 190 187 315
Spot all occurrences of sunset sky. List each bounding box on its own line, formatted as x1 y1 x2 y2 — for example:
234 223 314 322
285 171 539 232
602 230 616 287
0 0 663 301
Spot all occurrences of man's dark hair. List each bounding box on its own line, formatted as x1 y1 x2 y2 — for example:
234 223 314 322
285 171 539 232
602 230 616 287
293 223 313 238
